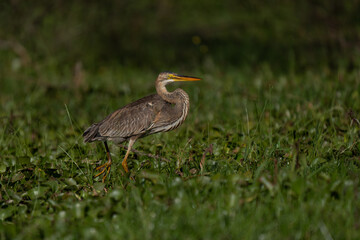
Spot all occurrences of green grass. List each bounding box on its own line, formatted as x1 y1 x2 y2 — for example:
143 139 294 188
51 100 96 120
1 65 360 239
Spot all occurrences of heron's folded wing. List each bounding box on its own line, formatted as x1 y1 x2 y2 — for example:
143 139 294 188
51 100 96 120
98 95 164 138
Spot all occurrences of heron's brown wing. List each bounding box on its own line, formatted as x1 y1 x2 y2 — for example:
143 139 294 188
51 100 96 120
98 94 165 139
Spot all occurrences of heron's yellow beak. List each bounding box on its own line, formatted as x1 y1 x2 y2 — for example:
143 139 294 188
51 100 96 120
170 74 201 82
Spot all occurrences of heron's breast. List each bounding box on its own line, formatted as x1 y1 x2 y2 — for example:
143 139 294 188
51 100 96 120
149 101 189 134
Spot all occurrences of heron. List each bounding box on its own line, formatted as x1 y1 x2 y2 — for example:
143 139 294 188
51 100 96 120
83 72 201 182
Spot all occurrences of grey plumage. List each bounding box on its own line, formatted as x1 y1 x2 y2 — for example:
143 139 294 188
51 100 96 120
83 92 189 143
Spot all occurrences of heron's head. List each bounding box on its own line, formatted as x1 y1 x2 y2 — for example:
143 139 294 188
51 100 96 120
157 72 201 85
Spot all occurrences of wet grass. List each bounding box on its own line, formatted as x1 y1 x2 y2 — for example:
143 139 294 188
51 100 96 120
1 66 360 239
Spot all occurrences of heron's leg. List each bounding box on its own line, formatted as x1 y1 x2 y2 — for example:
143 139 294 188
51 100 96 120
95 141 112 182
122 137 138 173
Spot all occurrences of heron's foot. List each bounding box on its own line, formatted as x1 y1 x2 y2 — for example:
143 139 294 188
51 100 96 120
95 161 112 182
122 160 129 173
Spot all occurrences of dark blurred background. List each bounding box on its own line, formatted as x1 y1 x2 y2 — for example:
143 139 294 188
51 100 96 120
1 0 360 73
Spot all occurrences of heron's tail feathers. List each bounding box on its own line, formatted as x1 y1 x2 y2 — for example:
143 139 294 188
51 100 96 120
83 123 102 143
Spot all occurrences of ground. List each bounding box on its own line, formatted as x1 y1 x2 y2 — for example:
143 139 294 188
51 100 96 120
0 66 359 239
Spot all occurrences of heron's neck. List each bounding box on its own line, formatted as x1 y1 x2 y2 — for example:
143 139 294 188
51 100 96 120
156 81 189 105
